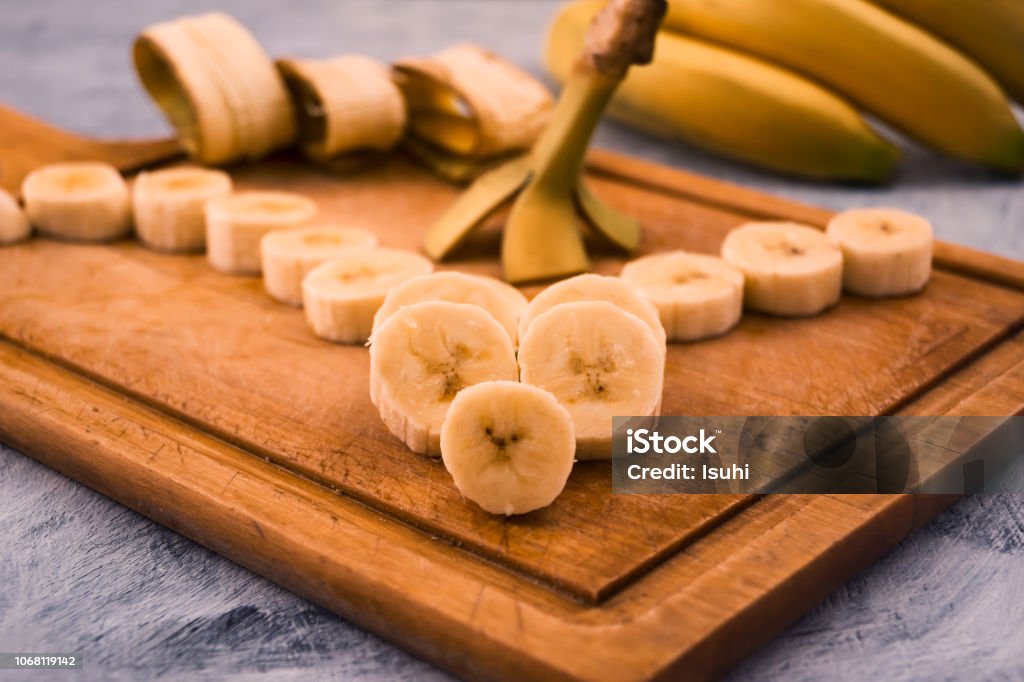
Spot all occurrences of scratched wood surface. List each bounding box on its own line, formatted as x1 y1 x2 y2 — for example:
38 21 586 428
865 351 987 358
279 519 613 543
1 106 1023 681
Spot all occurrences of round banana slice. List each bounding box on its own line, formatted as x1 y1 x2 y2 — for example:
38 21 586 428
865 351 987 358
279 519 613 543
518 273 667 349
132 166 233 252
826 208 933 298
441 381 575 515
373 271 527 345
721 221 843 317
620 251 744 342
0 188 31 245
277 55 406 160
303 248 434 343
21 162 131 242
370 301 519 455
261 225 379 307
205 191 317 275
519 301 665 460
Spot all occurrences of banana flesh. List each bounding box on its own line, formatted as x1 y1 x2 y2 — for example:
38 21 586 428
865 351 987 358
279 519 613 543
546 0 899 182
373 271 527 346
620 251 744 341
662 0 1024 172
519 300 665 460
277 55 406 161
519 273 667 349
721 222 843 317
0 189 31 245
261 225 378 307
441 381 575 515
827 208 932 298
21 162 131 242
132 166 232 252
302 247 434 343
134 13 296 165
394 43 554 159
205 191 317 275
370 301 519 455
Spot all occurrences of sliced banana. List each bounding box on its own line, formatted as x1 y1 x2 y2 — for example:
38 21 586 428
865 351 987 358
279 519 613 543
394 43 553 158
826 208 933 298
261 225 379 307
721 221 843 317
518 301 665 460
132 166 233 252
373 271 527 345
303 248 434 343
277 55 406 161
0 188 31 245
518 273 667 349
620 251 744 342
441 381 575 515
21 162 131 242
205 191 317 275
370 301 519 455
134 12 296 165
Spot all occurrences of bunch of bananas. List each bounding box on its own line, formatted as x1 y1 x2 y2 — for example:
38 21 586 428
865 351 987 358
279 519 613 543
545 0 1024 182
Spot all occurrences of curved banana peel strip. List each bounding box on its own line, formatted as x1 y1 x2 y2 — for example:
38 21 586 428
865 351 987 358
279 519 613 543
277 55 406 161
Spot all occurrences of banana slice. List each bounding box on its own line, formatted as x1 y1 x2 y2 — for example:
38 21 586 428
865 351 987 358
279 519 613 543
260 225 378 307
721 221 843 317
441 381 575 515
373 271 527 345
518 273 667 349
518 301 665 460
303 248 434 343
21 162 131 242
394 43 553 158
132 166 233 252
0 189 31 245
134 13 296 165
620 251 744 342
826 208 933 298
205 191 317 275
277 55 406 161
370 301 519 455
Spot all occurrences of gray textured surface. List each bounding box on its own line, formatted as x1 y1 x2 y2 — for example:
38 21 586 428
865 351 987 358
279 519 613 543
1 1 1023 680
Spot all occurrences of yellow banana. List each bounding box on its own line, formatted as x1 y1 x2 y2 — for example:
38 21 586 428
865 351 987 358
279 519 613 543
870 0 1024 106
662 0 1024 172
546 1 899 182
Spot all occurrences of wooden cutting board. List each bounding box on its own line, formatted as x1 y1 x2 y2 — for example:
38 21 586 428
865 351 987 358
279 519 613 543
1 105 1023 681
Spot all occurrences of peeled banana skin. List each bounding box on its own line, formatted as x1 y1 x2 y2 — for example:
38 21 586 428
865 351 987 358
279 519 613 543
869 0 1024 106
545 1 900 182
661 0 1024 172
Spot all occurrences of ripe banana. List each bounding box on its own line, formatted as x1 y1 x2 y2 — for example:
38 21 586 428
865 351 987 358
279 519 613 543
276 55 406 161
721 222 843 317
871 0 1024 106
518 300 665 460
205 191 317 275
394 43 554 158
261 226 378 307
0 189 30 245
827 208 932 298
134 13 296 165
302 247 434 343
518 273 666 349
546 0 900 182
440 381 575 515
619 251 744 342
21 162 131 242
132 166 233 252
372 271 527 345
661 0 1024 172
370 301 519 455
